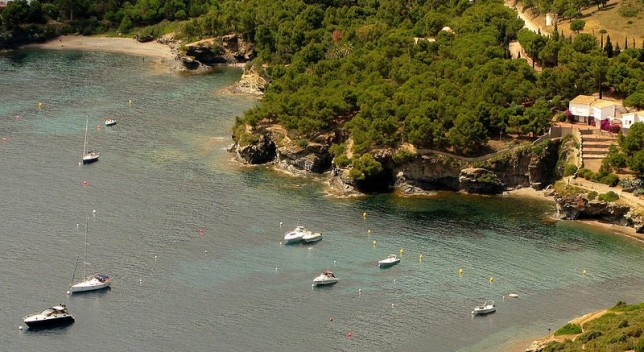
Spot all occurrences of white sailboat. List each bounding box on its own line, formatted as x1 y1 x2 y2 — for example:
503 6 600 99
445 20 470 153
82 118 99 164
69 218 111 293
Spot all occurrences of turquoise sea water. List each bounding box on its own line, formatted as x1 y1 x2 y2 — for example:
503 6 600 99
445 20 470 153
0 49 642 352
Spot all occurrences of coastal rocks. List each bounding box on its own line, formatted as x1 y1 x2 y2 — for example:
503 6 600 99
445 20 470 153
459 167 505 194
234 65 267 95
525 340 550 352
277 143 333 174
528 139 562 190
624 211 644 233
184 34 254 65
393 153 463 191
235 135 276 164
554 193 632 221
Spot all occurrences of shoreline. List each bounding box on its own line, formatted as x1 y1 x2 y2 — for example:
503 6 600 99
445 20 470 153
506 186 644 243
22 35 177 59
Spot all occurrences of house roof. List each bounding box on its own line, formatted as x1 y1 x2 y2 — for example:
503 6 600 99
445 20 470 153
591 99 618 108
570 95 596 105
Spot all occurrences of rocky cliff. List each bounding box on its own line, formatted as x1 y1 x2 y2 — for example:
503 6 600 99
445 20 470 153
554 192 644 233
232 127 564 196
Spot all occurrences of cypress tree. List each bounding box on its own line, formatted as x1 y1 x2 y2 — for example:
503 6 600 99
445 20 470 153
625 36 628 49
604 35 613 58
615 43 621 57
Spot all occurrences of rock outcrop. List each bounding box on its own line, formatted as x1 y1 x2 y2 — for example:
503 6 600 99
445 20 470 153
554 192 643 233
184 34 254 65
459 167 505 194
235 135 276 164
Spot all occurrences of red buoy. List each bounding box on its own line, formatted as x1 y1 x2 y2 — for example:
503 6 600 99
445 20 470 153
82 180 89 186
346 331 352 338
199 228 205 236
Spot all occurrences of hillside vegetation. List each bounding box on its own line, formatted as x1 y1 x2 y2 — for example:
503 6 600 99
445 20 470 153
543 301 644 352
2 0 643 175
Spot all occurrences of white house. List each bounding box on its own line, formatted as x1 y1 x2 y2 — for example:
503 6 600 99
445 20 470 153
568 95 621 124
592 99 618 121
621 111 643 131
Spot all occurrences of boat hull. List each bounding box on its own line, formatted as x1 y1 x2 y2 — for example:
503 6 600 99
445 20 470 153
283 237 304 245
313 279 338 286
472 307 496 316
302 233 322 243
378 260 400 268
82 156 99 164
70 281 111 293
24 315 74 329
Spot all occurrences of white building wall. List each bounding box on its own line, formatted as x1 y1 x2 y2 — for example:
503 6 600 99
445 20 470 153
569 103 590 117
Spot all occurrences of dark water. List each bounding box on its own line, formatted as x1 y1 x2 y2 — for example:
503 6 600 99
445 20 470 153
1 50 642 352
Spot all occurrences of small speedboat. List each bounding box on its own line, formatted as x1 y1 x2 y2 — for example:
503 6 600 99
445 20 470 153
105 118 116 126
312 271 339 286
472 300 496 316
508 293 519 298
24 305 75 329
378 254 401 268
302 232 322 243
283 225 308 245
70 274 112 293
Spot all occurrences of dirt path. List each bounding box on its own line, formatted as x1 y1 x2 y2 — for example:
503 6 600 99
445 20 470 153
568 176 644 210
504 1 545 34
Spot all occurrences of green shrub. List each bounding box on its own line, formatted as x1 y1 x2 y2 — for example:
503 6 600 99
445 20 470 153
598 191 619 202
297 139 309 148
392 148 414 165
588 191 598 200
578 330 603 343
334 154 350 168
578 168 594 179
600 173 620 187
637 337 644 352
554 323 582 336
557 113 567 122
627 326 643 338
607 333 628 344
617 319 629 328
564 164 578 177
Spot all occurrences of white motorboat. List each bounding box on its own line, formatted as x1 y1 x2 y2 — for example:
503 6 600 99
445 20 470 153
378 254 401 268
508 293 519 298
70 273 112 293
104 118 116 126
24 305 74 329
472 300 496 316
302 232 322 243
283 225 308 245
82 118 99 164
69 218 112 294
312 271 339 286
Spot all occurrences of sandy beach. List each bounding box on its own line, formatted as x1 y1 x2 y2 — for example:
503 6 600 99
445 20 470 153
23 35 176 58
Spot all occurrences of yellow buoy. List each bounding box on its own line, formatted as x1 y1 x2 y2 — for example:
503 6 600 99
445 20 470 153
362 212 367 219
372 240 377 247
419 254 424 262
367 229 371 235
582 270 587 275
128 99 133 105
458 268 464 276
489 277 495 283
38 102 42 109
399 248 405 255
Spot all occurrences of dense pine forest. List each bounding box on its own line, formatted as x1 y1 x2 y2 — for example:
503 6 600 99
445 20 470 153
2 0 643 164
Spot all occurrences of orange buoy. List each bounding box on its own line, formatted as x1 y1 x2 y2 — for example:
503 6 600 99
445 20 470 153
82 180 89 186
346 331 352 338
199 228 205 236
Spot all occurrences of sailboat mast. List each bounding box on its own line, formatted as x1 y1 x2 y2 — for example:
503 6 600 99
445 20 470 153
83 118 89 157
83 217 89 279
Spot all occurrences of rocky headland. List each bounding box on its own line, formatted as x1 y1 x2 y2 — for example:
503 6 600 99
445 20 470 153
231 123 643 235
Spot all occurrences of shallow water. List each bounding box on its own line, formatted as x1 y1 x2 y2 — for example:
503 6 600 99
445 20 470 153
1 50 642 352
